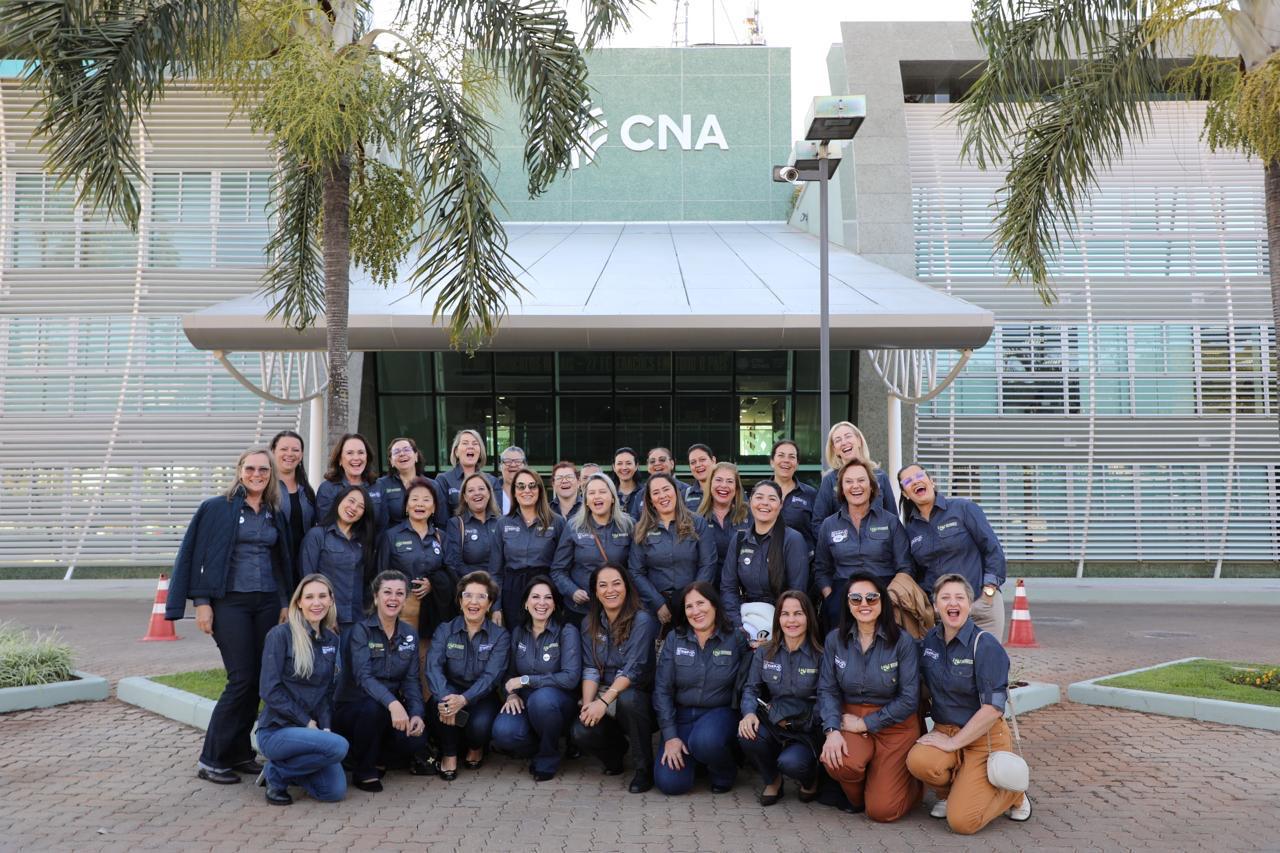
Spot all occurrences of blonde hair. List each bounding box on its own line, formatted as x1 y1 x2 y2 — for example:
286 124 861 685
287 574 337 678
696 461 748 525
824 421 879 470
449 429 489 469
572 473 634 535
224 447 280 510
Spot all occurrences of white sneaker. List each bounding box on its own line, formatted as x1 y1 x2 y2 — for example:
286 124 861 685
930 799 948 819
1007 793 1032 822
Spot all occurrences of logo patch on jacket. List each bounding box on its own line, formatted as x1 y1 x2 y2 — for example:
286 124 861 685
675 646 697 658
831 529 849 544
923 648 940 660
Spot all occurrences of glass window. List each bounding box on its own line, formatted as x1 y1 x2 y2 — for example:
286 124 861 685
558 352 613 391
558 396 616 465
735 351 790 392
674 352 732 391
437 396 495 468
615 395 672 454
794 351 851 392
495 395 554 468
377 352 433 394
615 353 671 392
495 352 553 392
378 396 436 471
436 352 493 393
149 172 212 268
674 396 734 462
738 395 789 460
793 394 850 464
216 170 271 266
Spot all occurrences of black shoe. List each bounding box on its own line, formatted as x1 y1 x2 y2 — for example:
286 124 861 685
532 770 555 782
197 767 240 785
798 783 819 803
231 758 264 775
438 766 458 782
836 800 866 814
760 780 784 806
265 786 292 806
410 754 436 776
463 754 484 770
628 772 653 794
711 782 733 794
353 778 383 793
602 761 625 777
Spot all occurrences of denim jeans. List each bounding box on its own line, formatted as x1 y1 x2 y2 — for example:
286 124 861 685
653 705 739 795
256 725 349 802
490 686 576 775
738 724 818 787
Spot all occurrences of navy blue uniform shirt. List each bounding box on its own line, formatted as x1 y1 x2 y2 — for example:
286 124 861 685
226 502 279 595
919 620 1009 727
336 613 424 718
375 473 449 532
817 625 920 733
315 478 387 532
435 466 502 515
551 518 633 615
702 510 751 570
580 609 659 690
904 492 1007 596
299 523 369 625
257 622 340 732
444 511 503 594
739 641 821 718
654 626 751 740
778 482 819 552
628 515 718 613
720 525 810 629
376 520 447 584
814 505 912 591
499 512 565 575
507 620 583 693
811 467 896 542
426 616 510 704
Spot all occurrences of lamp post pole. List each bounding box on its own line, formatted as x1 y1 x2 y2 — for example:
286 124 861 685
818 142 831 471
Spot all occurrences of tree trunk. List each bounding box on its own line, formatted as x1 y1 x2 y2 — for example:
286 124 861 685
322 154 352 444
1266 159 1280 416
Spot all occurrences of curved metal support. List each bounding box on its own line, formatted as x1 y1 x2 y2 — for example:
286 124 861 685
868 348 973 404
214 350 330 405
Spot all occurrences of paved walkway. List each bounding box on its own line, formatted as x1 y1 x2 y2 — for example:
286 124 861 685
1 598 1278 852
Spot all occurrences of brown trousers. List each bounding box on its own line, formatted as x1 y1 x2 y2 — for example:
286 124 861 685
827 703 923 823
906 718 1023 835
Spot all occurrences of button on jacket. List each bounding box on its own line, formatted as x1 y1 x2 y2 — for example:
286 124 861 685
903 492 1007 596
552 497 583 521
551 520 633 614
375 474 449 532
739 642 821 717
444 511 502 588
376 520 447 584
507 620 583 693
299 523 369 625
811 467 897 543
227 503 280 595
336 613 424 718
628 515 718 613
257 622 341 732
315 478 388 531
919 620 1009 727
435 466 502 515
779 483 819 552
654 626 750 740
818 626 920 733
580 609 660 690
426 616 510 703
720 525 810 629
499 513 565 576
814 505 912 591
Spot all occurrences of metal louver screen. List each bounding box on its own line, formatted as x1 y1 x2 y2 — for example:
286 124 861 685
905 102 1279 573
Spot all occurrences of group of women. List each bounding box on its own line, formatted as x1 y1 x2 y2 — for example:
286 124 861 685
166 422 1024 834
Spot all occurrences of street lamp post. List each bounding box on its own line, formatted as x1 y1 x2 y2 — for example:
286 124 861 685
773 96 866 472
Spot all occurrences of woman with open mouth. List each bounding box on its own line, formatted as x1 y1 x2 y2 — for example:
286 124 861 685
436 429 501 516
897 463 1008 639
720 480 810 639
695 461 751 568
652 582 751 796
768 439 819 555
299 482 378 632
376 437 448 534
907 573 1031 833
444 473 505 624
333 570 428 792
490 576 583 782
818 573 922 822
376 477 456 645
810 422 897 543
552 473 635 624
629 473 718 626
611 447 644 518
814 459 912 630
425 571 511 780
497 470 566 628
315 433 387 533
684 443 718 510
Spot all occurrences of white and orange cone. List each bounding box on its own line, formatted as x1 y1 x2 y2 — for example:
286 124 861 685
140 574 180 642
1004 579 1038 648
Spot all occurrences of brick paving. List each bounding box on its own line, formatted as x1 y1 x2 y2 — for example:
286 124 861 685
1 598 1278 852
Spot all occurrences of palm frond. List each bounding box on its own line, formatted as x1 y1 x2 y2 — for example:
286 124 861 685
579 0 647 48
263 148 325 330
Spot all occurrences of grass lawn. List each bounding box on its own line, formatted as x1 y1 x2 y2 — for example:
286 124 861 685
152 668 227 702
1098 659 1280 708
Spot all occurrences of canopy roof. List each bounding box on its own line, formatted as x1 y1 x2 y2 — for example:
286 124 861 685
183 222 993 352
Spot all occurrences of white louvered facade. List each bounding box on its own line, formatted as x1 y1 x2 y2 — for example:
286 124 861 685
0 80 303 568
907 102 1279 573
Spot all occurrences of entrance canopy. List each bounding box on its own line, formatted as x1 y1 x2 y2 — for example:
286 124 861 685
183 222 992 352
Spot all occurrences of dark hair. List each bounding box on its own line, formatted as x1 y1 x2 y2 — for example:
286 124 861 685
455 471 499 518
269 430 316 504
837 573 900 646
402 476 438 521
670 581 732 636
324 433 377 485
635 472 697 543
764 589 823 661
320 483 378 589
585 564 643 671
896 462 931 523
457 570 500 609
836 458 879 508
552 460 578 477
748 480 788 599
686 443 715 460
610 447 644 492
368 569 409 612
518 574 561 629
769 438 799 459
386 436 427 477
507 468 554 533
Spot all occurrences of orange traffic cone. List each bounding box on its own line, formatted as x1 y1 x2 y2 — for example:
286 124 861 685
140 574 180 642
1004 579 1038 648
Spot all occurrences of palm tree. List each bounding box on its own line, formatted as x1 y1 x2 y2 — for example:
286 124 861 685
1 0 641 439
957 0 1280 388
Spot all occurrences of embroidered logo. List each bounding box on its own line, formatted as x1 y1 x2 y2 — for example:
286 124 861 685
831 530 849 544
797 667 817 676
880 660 899 672
478 643 494 653
711 649 733 658
938 520 959 533
951 657 974 666
834 655 847 670
675 646 697 658
762 661 782 672
446 642 466 651
911 535 923 546
923 648 940 660
517 642 528 652
321 646 335 655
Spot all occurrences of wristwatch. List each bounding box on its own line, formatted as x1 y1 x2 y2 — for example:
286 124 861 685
520 675 530 687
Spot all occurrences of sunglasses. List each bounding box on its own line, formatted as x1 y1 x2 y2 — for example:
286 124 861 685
514 483 539 492
847 592 882 604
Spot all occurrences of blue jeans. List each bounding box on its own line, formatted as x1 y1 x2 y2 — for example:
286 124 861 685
653 705 738 795
256 725 348 802
491 686 576 775
738 725 818 787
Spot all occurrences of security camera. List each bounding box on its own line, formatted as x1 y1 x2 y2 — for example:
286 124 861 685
772 165 800 184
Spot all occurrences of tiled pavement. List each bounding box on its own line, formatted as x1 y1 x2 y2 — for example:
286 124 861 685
1 598 1278 852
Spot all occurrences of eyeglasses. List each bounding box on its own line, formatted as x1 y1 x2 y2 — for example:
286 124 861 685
243 466 270 474
847 592 882 604
514 483 539 492
552 474 577 482
900 472 928 489
460 591 490 601
392 447 415 456
648 456 670 464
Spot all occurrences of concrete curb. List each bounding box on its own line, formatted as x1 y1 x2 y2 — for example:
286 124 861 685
1009 681 1060 717
0 670 110 713
1067 657 1280 732
117 675 217 731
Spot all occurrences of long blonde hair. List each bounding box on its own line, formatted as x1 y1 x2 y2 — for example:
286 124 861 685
572 473 634 535
288 574 337 678
696 461 748 524
824 421 879 470
449 429 489 469
224 447 281 510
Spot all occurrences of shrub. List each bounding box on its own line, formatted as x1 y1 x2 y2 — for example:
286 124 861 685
0 622 75 688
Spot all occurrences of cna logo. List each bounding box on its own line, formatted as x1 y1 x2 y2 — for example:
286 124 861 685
570 105 608 171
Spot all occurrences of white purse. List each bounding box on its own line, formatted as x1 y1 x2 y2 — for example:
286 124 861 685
975 630 1030 793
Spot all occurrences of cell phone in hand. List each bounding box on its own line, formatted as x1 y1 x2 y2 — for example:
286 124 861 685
453 708 470 727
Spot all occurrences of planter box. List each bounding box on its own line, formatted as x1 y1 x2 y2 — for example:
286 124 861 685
0 670 110 713
1009 681 1060 717
1068 657 1280 732
117 675 218 730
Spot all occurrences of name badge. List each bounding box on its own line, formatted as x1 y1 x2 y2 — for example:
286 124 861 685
675 646 697 658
